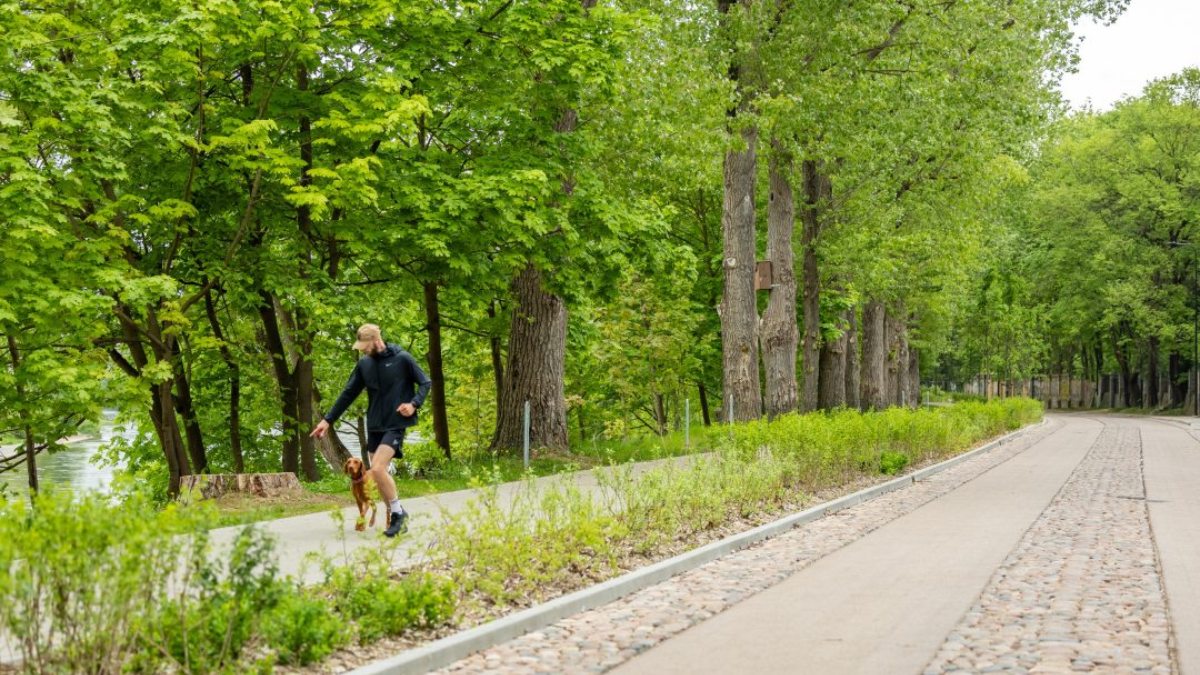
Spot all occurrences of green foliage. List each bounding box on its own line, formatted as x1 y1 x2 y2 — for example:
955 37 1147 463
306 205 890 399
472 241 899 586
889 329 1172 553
402 439 451 478
941 69 1200 400
139 528 284 674
879 451 910 476
0 0 1121 494
0 490 459 673
260 592 351 666
0 492 208 675
321 546 455 645
434 479 624 607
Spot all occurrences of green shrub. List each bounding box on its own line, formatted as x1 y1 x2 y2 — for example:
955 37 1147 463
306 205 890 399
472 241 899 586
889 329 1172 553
402 439 450 477
433 478 624 606
321 543 456 644
261 591 351 666
879 450 911 475
0 491 209 675
138 527 284 673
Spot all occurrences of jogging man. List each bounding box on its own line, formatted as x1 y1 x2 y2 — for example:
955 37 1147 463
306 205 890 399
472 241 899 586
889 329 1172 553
310 323 432 537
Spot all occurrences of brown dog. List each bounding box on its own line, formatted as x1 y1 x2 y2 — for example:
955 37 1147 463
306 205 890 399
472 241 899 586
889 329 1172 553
342 457 381 532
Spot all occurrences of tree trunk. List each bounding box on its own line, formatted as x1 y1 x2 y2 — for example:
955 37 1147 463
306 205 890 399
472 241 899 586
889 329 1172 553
861 300 888 410
355 416 368 464
1190 370 1198 416
1113 331 1132 408
844 306 860 411
1170 352 1185 407
760 149 798 418
424 281 451 458
492 265 569 451
1144 338 1159 409
698 381 712 426
156 381 192 498
578 405 587 443
895 304 910 407
6 336 38 499
800 160 827 413
313 429 352 471
169 340 208 474
488 299 505 410
294 331 319 482
817 318 847 410
886 305 905 407
258 291 300 474
290 65 320 482
719 126 762 421
113 311 191 496
204 288 244 473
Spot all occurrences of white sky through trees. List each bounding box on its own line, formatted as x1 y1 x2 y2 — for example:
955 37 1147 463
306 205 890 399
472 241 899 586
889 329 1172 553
1059 0 1200 110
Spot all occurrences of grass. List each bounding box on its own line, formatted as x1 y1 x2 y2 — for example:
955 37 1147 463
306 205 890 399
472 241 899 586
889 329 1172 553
207 423 727 527
208 491 351 529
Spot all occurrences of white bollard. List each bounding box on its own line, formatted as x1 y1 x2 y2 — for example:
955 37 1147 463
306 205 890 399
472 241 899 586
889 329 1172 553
523 400 531 470
685 399 690 447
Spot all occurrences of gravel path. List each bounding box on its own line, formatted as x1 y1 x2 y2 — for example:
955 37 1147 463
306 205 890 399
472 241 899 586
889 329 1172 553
434 420 1064 675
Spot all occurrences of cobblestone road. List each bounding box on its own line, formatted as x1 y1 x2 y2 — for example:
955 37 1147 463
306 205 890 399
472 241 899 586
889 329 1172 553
922 422 1172 675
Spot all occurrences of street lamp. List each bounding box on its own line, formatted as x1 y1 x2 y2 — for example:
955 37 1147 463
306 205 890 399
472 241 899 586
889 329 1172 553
1169 241 1198 416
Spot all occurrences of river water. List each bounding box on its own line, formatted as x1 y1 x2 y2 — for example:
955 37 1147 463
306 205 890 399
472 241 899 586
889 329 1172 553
0 414 424 501
0 410 131 501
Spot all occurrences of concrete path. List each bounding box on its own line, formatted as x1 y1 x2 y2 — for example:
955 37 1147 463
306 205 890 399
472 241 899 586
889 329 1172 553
1140 416 1200 675
437 413 1200 675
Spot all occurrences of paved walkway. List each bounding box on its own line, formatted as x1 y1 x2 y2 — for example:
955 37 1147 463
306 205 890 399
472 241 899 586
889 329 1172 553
434 414 1200 675
209 455 693 584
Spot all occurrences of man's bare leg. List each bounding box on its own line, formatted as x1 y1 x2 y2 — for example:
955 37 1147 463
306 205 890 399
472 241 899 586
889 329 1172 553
369 444 399 505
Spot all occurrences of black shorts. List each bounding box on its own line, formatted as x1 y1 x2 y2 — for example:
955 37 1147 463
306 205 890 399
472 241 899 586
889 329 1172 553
365 429 405 458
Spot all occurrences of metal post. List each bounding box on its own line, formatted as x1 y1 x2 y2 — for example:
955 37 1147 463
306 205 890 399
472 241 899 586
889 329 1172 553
685 399 690 447
523 400 531 469
1185 253 1195 415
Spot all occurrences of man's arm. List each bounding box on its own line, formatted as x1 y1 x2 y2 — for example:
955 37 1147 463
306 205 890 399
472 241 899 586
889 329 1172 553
406 353 432 409
323 362 366 424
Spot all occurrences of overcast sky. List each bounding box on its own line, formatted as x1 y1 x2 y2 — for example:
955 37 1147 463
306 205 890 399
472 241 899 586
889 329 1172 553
1058 0 1200 110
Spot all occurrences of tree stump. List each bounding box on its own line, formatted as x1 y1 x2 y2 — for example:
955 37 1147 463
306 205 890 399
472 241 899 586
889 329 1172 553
180 472 302 501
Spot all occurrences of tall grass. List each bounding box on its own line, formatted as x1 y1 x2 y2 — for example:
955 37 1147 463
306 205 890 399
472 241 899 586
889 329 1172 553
434 398 1043 605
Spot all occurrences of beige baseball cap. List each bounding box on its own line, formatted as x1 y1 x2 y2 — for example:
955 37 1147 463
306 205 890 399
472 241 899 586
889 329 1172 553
352 324 382 350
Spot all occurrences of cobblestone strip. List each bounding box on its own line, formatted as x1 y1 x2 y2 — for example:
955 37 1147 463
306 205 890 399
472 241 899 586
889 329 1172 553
436 421 1064 675
922 421 1173 675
